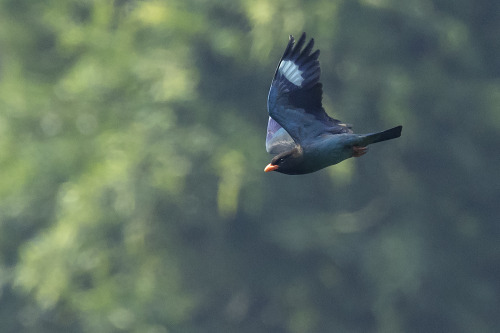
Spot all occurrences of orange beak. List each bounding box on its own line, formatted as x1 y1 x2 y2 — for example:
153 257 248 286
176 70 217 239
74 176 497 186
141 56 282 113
264 163 279 172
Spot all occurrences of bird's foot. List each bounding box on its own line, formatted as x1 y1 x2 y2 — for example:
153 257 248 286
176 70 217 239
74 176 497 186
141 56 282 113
352 146 367 157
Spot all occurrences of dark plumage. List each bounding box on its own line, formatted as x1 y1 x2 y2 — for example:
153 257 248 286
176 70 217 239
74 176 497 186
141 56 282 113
265 33 402 175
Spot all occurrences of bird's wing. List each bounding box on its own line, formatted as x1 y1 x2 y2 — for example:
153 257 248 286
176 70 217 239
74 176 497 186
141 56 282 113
265 117 296 154
267 33 352 146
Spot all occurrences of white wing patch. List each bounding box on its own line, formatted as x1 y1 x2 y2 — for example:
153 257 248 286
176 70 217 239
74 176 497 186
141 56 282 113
278 60 304 86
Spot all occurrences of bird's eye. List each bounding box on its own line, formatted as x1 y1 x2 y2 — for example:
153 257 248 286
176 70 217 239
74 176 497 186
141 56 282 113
277 158 284 164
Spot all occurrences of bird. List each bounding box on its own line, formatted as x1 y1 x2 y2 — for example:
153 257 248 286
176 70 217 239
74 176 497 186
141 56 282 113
264 32 402 175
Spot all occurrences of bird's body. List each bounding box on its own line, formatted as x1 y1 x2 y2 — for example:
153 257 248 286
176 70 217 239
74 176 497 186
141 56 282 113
264 33 402 175
303 134 365 173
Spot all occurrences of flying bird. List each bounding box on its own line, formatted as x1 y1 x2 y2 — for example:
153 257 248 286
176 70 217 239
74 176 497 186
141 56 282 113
265 33 402 175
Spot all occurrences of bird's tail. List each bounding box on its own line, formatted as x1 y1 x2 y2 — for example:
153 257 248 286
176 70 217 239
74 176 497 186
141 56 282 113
361 125 402 146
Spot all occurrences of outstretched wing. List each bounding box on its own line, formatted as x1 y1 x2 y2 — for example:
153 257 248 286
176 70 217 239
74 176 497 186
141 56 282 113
267 33 352 146
265 117 296 154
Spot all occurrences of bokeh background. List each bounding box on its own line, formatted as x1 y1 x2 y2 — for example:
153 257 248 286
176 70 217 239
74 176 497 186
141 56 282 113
1 0 499 332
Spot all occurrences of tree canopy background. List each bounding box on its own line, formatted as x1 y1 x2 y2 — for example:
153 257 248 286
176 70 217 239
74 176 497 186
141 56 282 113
0 0 499 332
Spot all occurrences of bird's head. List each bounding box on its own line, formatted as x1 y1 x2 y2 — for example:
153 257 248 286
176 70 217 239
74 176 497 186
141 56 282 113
264 146 304 174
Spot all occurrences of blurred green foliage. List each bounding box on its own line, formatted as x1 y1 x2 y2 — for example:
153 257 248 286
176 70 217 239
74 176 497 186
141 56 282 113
0 0 499 332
